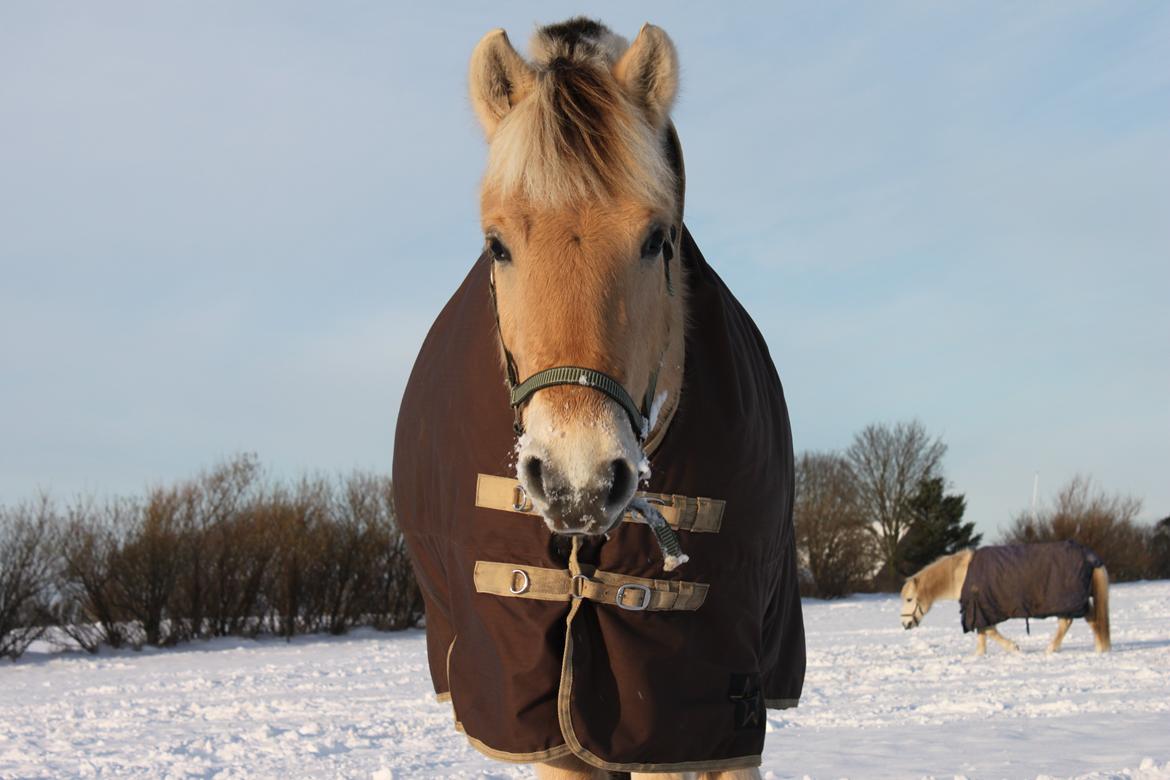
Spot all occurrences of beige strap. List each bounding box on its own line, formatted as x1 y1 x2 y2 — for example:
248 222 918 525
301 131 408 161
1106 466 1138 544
474 473 724 533
473 561 708 612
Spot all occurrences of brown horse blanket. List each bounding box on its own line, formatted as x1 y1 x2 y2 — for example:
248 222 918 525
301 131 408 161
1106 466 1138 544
960 541 1102 633
393 227 805 771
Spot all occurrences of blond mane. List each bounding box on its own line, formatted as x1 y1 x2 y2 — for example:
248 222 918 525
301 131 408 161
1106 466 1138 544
909 548 974 605
483 19 676 208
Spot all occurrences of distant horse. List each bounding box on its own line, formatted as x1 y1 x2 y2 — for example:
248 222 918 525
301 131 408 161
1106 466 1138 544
900 541 1110 655
394 17 804 780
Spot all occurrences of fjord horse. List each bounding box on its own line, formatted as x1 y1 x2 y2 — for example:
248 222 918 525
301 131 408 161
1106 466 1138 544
394 16 805 780
901 543 1110 655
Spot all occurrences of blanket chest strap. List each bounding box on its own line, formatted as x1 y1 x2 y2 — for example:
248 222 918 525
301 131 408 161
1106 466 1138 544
474 473 724 533
473 561 708 612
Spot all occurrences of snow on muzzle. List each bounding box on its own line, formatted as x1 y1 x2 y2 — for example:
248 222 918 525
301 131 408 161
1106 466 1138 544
515 389 643 536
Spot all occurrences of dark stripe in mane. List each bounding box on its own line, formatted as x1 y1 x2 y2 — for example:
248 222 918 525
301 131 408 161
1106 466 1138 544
541 17 606 47
542 63 625 198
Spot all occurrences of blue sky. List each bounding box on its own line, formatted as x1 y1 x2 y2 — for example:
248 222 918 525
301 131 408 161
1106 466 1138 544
1 2 1166 538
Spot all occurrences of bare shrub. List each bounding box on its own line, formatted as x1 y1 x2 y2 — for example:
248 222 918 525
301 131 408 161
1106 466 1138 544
794 452 875 598
170 455 267 640
348 474 422 630
0 497 56 659
202 504 274 638
53 499 130 652
383 517 424 630
1002 475 1150 581
21 456 424 653
106 489 186 646
319 473 391 633
262 478 332 637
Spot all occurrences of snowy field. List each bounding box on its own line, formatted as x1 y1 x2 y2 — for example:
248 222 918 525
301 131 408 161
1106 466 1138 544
2 581 1168 780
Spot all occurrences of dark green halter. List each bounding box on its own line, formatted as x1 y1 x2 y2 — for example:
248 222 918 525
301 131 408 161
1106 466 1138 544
509 364 655 440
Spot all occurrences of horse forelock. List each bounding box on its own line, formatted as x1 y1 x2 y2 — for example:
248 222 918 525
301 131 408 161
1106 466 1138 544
483 21 675 209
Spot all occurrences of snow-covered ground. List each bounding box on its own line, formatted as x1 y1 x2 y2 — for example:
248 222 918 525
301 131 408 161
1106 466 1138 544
2 581 1168 779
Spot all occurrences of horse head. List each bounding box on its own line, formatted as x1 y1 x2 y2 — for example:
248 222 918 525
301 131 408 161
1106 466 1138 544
469 19 685 536
901 576 929 629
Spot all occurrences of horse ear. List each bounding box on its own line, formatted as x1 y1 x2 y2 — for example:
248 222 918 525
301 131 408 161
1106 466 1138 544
613 23 678 129
469 29 535 140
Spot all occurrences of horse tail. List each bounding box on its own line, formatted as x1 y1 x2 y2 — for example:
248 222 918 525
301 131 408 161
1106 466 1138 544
1089 565 1111 652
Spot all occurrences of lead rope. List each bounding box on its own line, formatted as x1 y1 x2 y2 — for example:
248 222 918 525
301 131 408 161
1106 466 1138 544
628 498 688 572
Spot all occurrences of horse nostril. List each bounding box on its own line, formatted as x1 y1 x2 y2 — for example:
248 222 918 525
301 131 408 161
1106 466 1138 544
605 459 635 510
522 456 546 501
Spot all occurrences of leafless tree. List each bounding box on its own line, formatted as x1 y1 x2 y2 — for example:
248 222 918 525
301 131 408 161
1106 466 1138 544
846 420 947 587
794 452 875 598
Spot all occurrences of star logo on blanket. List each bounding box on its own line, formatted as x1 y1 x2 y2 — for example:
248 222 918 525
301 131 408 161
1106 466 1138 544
728 673 765 731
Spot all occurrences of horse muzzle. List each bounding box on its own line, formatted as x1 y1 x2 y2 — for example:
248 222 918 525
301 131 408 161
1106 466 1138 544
901 602 924 629
519 453 638 537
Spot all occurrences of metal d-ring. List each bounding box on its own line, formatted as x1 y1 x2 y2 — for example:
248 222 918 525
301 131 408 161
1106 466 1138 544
509 569 530 595
512 483 532 512
570 573 589 599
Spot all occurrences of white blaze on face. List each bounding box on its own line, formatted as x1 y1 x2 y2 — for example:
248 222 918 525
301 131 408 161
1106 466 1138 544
516 392 643 534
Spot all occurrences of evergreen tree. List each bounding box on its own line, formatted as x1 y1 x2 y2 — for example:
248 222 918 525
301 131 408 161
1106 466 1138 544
897 477 981 576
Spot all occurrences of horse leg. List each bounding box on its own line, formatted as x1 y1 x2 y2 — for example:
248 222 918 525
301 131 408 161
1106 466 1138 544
1088 565 1111 652
631 770 761 780
535 755 614 780
975 629 988 656
1047 617 1073 653
985 625 1020 653
702 769 762 780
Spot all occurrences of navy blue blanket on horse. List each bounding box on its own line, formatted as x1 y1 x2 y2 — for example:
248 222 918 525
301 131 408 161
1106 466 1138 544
960 541 1103 633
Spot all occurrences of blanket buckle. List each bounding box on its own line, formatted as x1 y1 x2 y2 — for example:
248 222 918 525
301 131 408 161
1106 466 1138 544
616 583 651 611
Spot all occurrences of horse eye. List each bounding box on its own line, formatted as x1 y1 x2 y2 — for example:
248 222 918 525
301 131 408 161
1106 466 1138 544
640 227 666 259
487 236 511 263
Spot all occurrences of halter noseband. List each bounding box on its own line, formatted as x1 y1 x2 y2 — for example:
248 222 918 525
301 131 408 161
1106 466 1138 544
510 364 658 441
901 600 925 629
